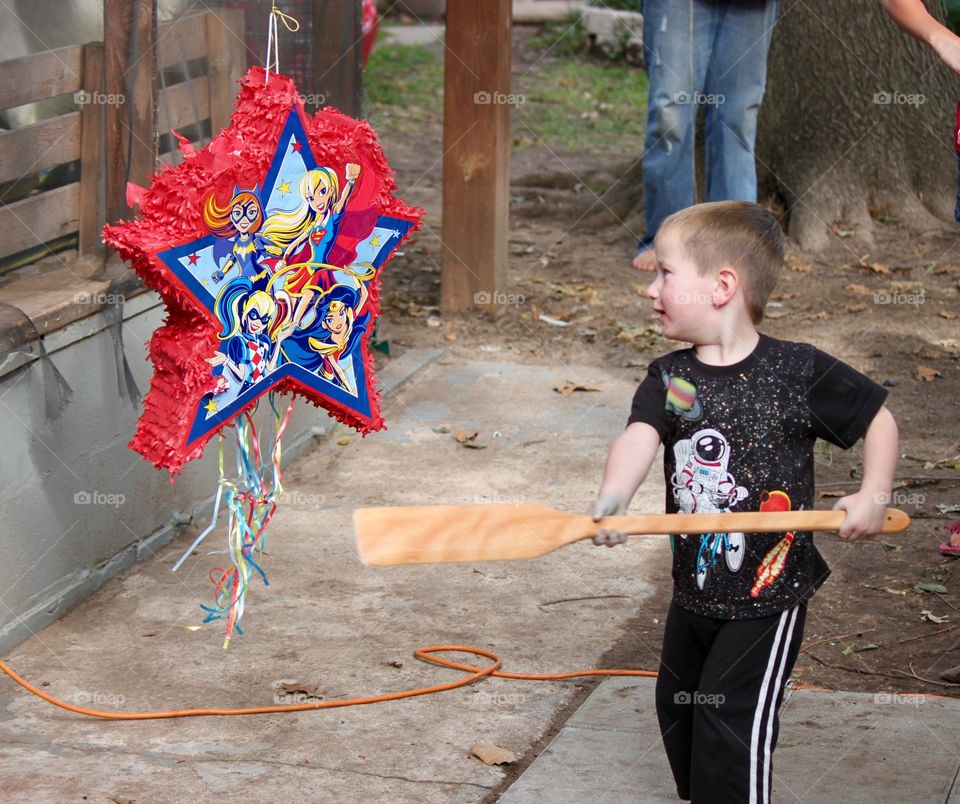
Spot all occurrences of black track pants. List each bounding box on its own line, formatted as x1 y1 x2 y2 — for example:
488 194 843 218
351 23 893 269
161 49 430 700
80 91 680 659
655 601 806 803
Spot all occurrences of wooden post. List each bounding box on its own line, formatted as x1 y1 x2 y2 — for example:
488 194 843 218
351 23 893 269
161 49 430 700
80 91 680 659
441 0 512 312
78 42 104 260
311 0 363 116
104 0 157 222
206 9 247 133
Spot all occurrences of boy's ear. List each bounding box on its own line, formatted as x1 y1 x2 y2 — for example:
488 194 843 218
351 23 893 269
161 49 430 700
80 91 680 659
713 266 740 307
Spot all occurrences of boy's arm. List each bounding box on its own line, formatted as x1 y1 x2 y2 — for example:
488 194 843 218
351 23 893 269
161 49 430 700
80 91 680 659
833 405 899 540
591 422 662 546
882 0 960 73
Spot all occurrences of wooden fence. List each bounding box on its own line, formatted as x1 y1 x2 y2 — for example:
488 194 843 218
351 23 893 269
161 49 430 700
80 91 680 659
0 8 246 274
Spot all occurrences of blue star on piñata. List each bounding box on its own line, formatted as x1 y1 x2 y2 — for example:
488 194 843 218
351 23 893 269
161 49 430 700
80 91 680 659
157 107 414 448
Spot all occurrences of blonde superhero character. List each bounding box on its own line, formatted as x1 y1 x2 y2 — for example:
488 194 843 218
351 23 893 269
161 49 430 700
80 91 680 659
205 279 292 391
262 164 361 328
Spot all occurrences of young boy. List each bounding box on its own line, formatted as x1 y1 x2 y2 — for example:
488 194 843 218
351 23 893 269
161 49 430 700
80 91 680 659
592 201 898 803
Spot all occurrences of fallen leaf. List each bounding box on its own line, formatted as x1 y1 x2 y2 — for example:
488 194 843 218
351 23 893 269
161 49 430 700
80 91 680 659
916 582 948 595
933 458 960 470
554 381 602 394
919 348 943 360
337 436 351 446
789 261 812 273
921 610 950 624
275 682 322 700
937 504 960 515
470 743 516 766
845 283 872 295
846 304 868 313
765 310 790 319
915 365 940 382
939 310 958 320
432 425 451 434
867 262 891 274
879 542 903 552
453 429 479 444
842 643 879 655
882 586 907 594
539 313 571 327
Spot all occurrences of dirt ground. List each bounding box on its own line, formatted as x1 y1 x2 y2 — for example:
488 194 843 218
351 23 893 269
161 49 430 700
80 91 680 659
370 27 960 700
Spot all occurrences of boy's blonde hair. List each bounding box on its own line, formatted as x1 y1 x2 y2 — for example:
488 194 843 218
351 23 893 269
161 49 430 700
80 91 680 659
654 200 784 324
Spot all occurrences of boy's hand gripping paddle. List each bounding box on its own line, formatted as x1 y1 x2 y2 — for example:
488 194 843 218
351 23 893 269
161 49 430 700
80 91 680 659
353 504 911 566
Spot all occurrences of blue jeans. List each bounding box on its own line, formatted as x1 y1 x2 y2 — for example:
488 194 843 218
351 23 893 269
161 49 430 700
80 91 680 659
638 0 781 253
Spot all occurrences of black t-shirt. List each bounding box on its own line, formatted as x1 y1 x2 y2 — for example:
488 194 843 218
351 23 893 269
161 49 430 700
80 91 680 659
628 334 888 620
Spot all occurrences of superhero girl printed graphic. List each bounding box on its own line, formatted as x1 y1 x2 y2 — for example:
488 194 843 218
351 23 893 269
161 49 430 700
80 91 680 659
671 428 748 590
202 187 275 290
204 278 292 408
263 165 362 329
155 106 416 448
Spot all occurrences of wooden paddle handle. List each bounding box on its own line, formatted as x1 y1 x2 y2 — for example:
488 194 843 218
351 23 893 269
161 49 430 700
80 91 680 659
604 507 910 536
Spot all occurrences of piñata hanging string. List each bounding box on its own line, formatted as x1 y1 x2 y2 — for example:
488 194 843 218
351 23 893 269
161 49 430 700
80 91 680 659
265 2 300 85
173 392 295 648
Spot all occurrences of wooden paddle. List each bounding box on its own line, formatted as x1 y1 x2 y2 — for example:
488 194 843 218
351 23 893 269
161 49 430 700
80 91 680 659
354 504 911 566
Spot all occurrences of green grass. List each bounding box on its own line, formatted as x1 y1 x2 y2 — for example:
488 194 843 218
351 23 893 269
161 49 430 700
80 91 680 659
525 15 587 56
363 36 648 154
363 41 443 123
514 58 647 153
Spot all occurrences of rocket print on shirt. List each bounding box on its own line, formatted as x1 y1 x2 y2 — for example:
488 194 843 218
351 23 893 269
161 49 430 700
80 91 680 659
751 491 796 598
671 428 748 590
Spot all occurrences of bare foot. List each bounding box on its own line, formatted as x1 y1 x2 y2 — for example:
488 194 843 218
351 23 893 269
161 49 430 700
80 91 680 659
632 248 657 271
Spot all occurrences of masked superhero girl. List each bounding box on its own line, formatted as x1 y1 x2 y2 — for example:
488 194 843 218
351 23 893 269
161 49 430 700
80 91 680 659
205 278 292 393
262 164 363 328
279 281 370 396
202 189 276 291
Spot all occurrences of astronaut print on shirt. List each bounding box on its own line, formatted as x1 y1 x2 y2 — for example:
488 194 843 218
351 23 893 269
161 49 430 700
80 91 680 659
670 428 747 590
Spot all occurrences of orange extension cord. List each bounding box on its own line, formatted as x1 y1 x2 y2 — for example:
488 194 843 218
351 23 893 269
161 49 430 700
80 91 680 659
0 646 658 721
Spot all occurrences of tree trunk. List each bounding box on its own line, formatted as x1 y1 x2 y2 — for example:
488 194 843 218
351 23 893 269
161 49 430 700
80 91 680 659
572 1 957 249
759 0 957 251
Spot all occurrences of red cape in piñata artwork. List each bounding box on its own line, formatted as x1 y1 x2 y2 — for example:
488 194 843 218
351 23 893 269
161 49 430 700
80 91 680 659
104 67 422 474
